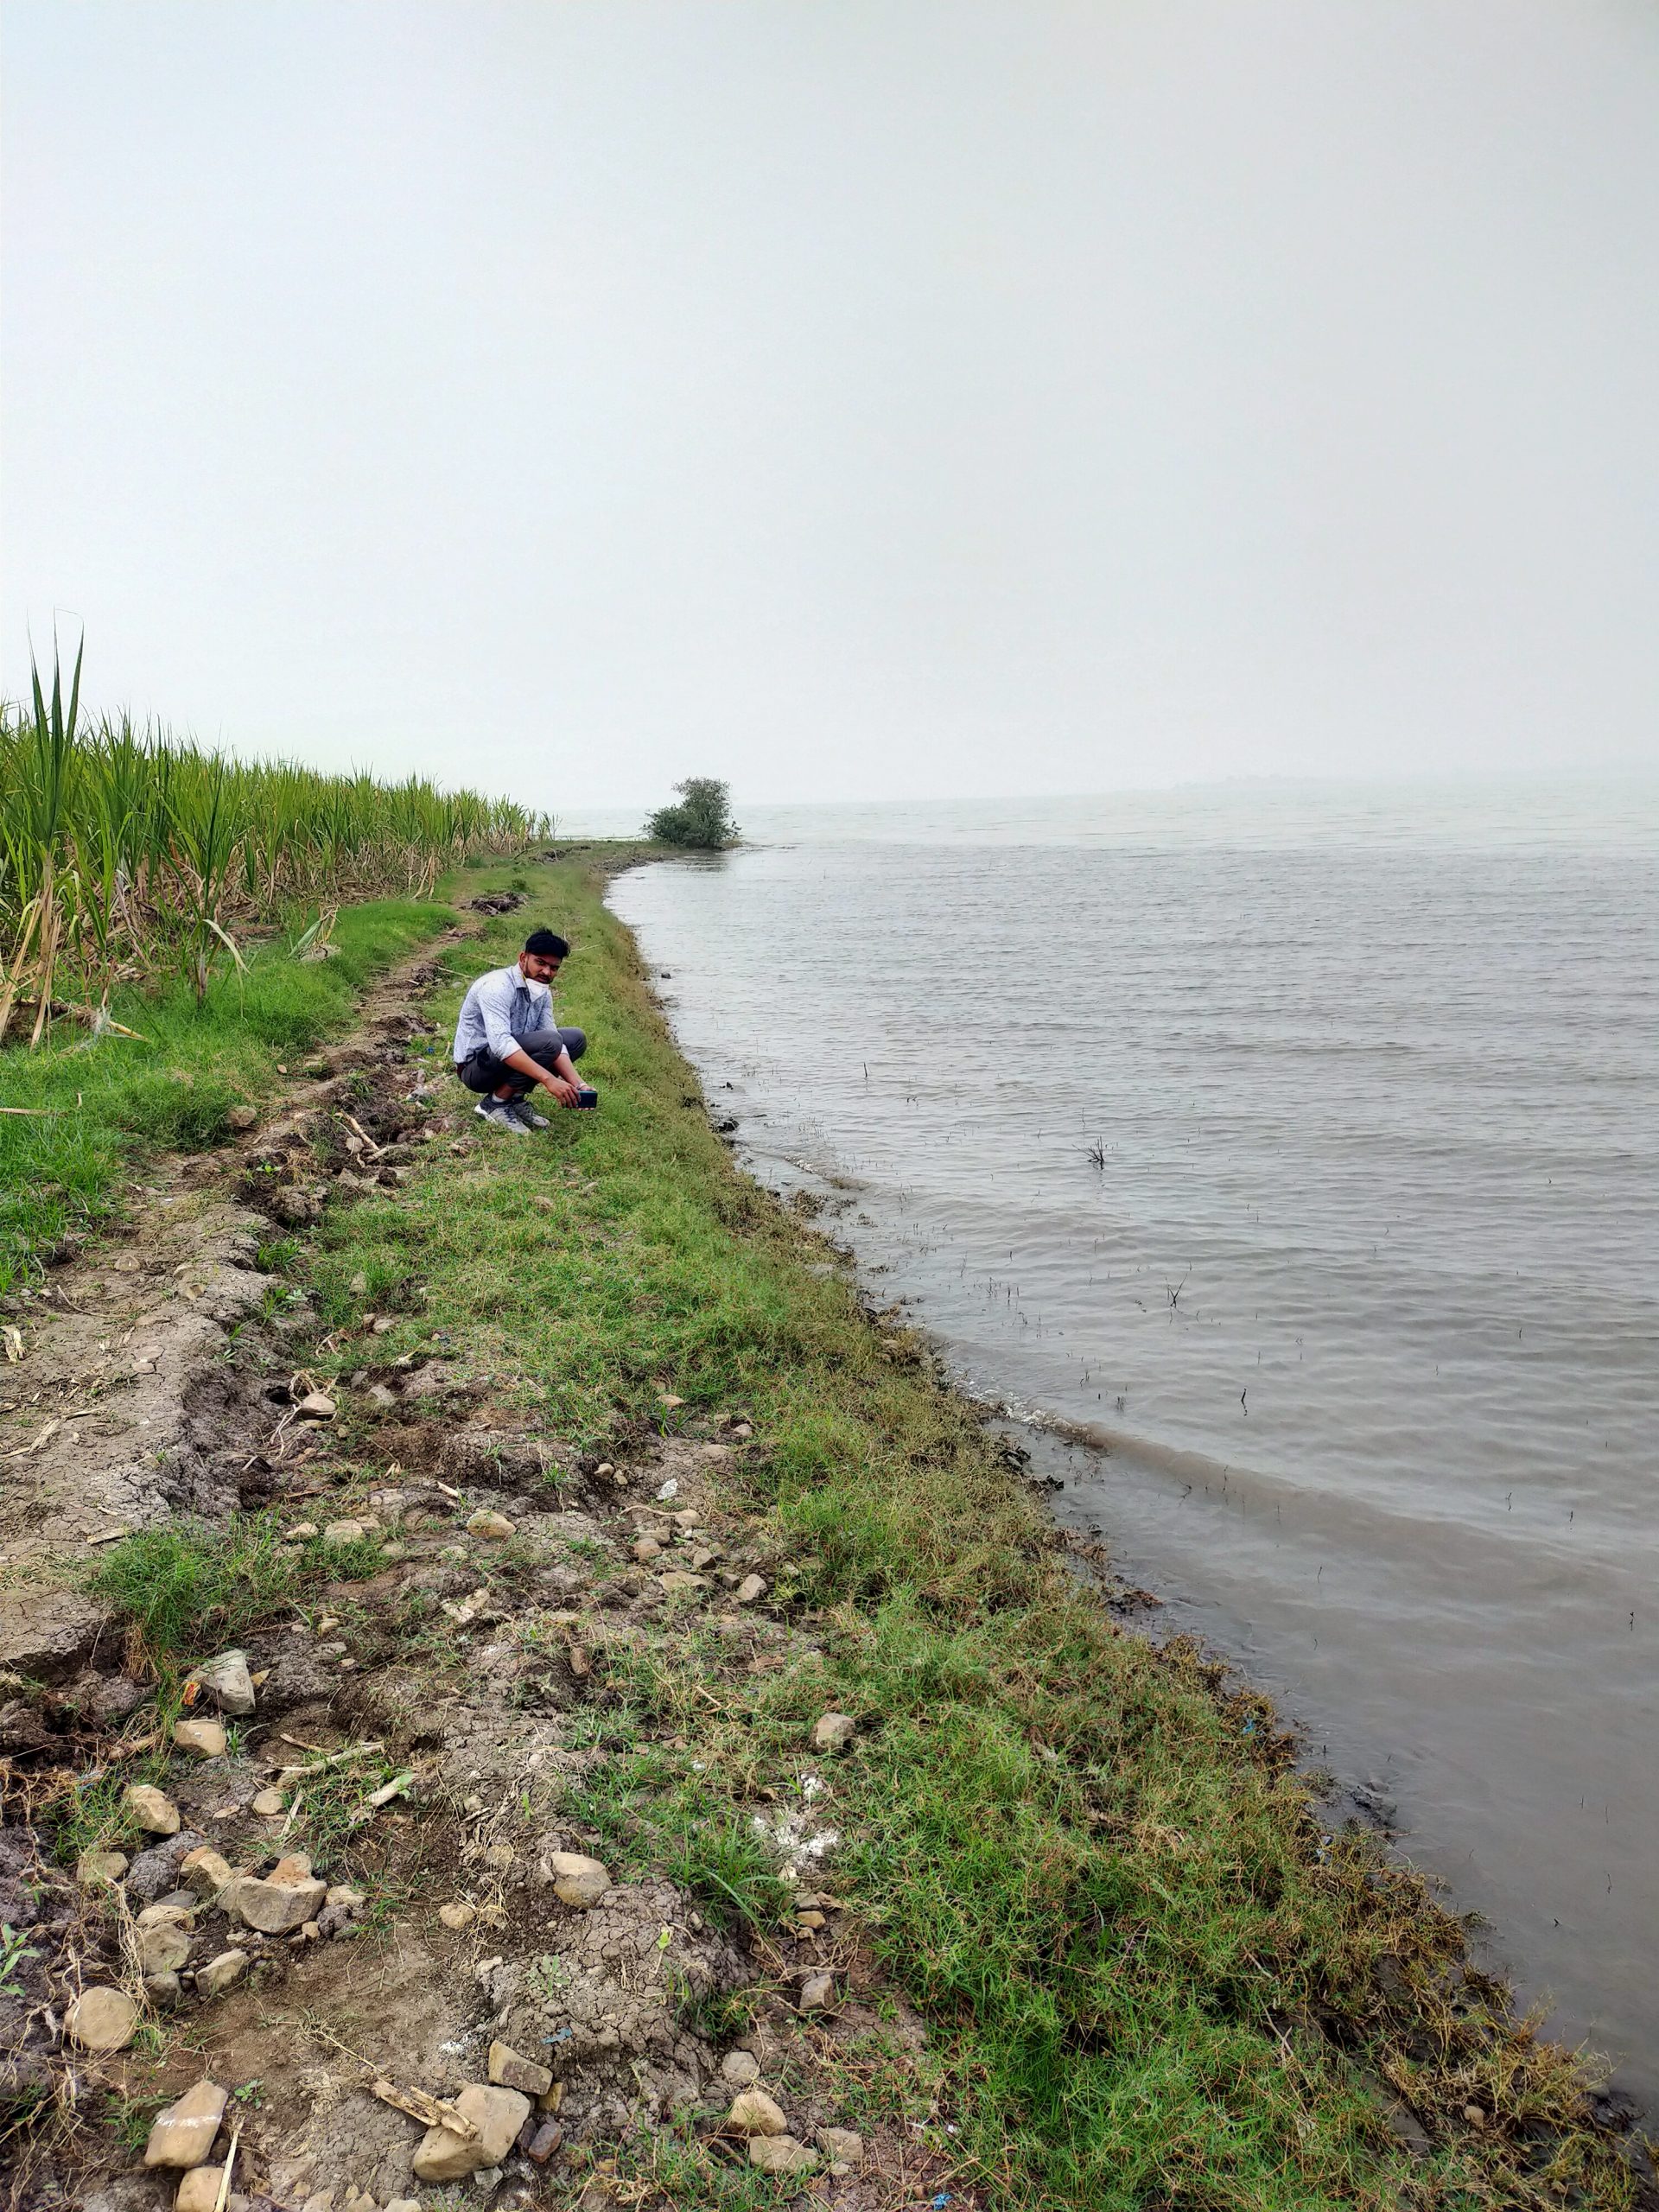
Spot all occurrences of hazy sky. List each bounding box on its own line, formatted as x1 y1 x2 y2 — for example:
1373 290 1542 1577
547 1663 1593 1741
3 3 1657 814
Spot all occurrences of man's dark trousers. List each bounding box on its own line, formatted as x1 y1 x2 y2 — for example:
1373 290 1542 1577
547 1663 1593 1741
455 1027 587 1099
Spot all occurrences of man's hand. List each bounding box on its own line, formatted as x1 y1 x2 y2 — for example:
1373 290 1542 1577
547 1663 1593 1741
541 1071 581 1108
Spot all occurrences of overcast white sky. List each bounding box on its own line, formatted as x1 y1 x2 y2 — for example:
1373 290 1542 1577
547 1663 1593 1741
3 2 1656 814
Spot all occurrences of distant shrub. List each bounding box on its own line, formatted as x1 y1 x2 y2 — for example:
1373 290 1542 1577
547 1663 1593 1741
645 778 739 850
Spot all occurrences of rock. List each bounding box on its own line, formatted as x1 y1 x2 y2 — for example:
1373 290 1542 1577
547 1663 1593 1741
0 1590 111 1682
188 1651 256 1716
230 1873 327 1933
819 2126 863 2167
226 1103 257 1131
250 1789 285 1817
324 1884 365 1910
178 1847 237 1902
138 1921 193 1974
657 1572 708 1597
194 1949 249 1999
487 2039 552 2096
438 1900 475 1929
799 1971 836 2012
410 2083 531 2182
631 1538 662 1564
734 1573 767 1605
77 1849 129 1888
143 2079 229 2167
173 1719 228 1758
810 1712 855 1753
749 2135 818 2175
321 1519 365 1547
127 1830 209 1903
720 2049 761 2087
175 2166 229 2211
126 1783 181 1835
524 2120 563 2164
545 1851 611 1909
288 1523 319 1541
143 1970 182 2005
295 1392 336 1421
269 1852 313 1884
466 1510 515 1539
137 1902 194 1929
728 2089 788 2137
65 1987 138 2052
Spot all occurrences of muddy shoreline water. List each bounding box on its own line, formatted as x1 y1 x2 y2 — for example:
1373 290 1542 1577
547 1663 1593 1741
0 849 1652 2210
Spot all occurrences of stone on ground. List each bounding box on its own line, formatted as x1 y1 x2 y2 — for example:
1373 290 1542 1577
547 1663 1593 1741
438 1900 475 1929
174 2165 226 2211
720 2048 760 2087
819 2126 864 2167
178 1846 236 1900
187 1649 256 1715
143 2080 229 2167
230 1872 327 1933
728 2088 788 2137
64 1987 138 2052
295 1391 336 1420
799 1970 836 2012
810 1711 856 1752
321 1519 365 1546
137 1921 192 1975
466 1508 514 1538
194 1949 249 1999
77 1849 128 1888
749 2134 819 2175
544 1851 611 1909
172 1718 227 1758
410 2083 531 2181
487 2039 552 2096
125 1783 181 1834
250 1788 285 1816
734 1573 767 1604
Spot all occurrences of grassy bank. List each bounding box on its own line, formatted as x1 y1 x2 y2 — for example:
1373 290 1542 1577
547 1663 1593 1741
0 894 455 1297
255 852 1640 2211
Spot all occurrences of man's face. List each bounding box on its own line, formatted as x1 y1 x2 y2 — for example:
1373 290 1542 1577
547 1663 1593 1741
519 950 563 985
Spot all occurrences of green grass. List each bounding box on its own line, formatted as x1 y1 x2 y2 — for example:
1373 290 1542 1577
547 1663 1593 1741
61 852 1646 2209
89 1516 385 1658
0 893 448 1294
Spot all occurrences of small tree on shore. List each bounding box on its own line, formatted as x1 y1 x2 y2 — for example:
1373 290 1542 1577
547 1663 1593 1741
645 777 739 849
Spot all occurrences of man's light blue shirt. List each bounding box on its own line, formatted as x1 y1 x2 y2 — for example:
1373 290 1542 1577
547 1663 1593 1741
451 964 554 1065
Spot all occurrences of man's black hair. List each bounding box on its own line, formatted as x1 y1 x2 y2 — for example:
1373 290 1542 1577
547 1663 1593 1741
524 929 569 959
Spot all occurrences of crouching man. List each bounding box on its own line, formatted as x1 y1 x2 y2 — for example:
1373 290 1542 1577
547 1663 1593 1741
452 928 595 1133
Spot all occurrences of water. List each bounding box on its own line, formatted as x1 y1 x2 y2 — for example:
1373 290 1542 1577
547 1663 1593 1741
599 781 1659 2101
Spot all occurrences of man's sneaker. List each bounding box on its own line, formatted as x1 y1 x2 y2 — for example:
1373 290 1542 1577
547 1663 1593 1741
474 1097 530 1135
506 1100 550 1129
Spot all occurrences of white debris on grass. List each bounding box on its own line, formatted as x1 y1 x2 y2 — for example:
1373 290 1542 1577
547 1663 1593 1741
655 1478 678 1501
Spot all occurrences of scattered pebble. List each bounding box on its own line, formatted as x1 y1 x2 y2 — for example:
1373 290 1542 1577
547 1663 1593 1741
749 2135 819 2175
172 1718 227 1758
76 1848 128 1888
799 1971 836 2012
734 1573 767 1605
720 2049 760 2087
125 1783 181 1835
728 2089 788 2137
295 1390 337 1421
190 1649 256 1716
64 1987 138 2052
467 1509 515 1539
250 1788 286 1817
439 1900 476 1930
194 1948 250 1999
143 2080 229 2169
321 1520 365 1546
411 2083 531 2181
810 1711 856 1753
544 1850 611 1909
